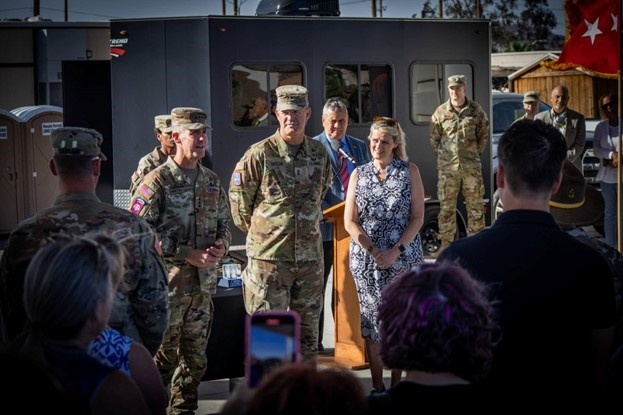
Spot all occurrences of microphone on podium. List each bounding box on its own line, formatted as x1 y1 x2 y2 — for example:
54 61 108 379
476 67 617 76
330 139 357 164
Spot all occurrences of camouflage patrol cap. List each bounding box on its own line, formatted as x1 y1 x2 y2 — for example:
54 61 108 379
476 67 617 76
170 107 210 130
51 127 107 161
275 85 309 111
523 91 540 103
448 75 467 88
154 114 173 134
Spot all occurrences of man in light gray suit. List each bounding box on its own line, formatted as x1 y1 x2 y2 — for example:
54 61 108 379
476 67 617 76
312 97 370 351
535 84 586 171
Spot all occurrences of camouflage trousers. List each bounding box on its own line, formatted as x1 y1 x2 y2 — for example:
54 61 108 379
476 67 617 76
241 258 323 361
155 291 213 415
437 168 485 243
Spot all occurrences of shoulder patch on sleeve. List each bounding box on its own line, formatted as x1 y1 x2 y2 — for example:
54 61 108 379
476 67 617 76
138 184 154 200
232 171 242 186
130 197 146 214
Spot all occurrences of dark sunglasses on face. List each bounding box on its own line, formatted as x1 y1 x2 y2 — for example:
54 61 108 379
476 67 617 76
602 102 617 110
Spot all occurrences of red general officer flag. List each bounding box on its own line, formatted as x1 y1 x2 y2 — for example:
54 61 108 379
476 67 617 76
546 0 620 79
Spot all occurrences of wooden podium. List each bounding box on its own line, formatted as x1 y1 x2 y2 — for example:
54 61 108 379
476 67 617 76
322 202 368 369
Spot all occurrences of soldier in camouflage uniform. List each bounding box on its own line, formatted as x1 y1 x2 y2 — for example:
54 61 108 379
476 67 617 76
129 107 231 415
129 114 175 195
0 127 169 355
229 85 331 361
430 75 488 255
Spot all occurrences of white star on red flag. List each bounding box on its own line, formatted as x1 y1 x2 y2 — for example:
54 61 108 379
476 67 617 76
545 0 620 79
582 18 602 45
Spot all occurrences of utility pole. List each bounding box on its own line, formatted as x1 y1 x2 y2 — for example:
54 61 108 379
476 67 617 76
371 0 376 17
222 0 226 15
33 0 40 17
234 0 238 15
64 0 68 21
438 0 443 18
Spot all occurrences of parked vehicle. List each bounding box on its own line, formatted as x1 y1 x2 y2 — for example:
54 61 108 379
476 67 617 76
491 100 603 235
491 91 550 179
582 118 601 188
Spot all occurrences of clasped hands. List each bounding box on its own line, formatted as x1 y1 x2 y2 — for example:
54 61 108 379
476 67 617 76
611 152 619 168
186 239 225 269
370 246 400 269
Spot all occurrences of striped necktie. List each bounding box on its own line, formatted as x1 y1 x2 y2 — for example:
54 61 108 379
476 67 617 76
338 152 349 196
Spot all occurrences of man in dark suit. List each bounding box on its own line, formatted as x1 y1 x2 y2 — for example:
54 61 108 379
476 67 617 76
312 97 370 351
535 84 586 171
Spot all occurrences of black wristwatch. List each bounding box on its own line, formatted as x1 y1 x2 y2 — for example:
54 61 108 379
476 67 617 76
398 243 406 254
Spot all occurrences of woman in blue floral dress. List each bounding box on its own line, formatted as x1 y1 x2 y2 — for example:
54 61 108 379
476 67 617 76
344 116 425 393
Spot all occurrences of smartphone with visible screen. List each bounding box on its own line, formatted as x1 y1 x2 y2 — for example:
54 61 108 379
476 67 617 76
245 310 301 388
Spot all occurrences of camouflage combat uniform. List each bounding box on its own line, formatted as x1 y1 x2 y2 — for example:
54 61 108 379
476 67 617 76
0 192 169 354
130 156 231 414
430 98 489 244
229 130 331 360
129 146 169 194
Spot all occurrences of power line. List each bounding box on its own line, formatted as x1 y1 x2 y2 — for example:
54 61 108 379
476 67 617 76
0 7 32 12
40 7 122 19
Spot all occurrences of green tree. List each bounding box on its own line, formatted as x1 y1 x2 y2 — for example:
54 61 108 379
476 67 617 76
489 0 519 52
445 0 494 19
517 0 560 50
419 0 437 18
506 40 533 52
416 0 561 52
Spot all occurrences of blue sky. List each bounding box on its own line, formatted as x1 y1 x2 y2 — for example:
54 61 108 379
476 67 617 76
0 0 565 34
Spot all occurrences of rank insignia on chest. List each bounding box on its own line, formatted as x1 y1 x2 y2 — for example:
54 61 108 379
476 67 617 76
233 171 242 186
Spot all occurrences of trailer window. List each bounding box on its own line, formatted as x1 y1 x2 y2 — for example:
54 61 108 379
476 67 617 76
232 63 304 128
409 63 473 123
324 64 392 124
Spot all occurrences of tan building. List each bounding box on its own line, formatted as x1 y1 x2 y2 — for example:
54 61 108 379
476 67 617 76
507 53 616 119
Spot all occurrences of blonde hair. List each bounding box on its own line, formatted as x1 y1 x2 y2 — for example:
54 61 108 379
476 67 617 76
20 234 125 365
368 116 408 161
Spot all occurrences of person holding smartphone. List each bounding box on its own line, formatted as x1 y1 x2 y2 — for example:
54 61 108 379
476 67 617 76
245 311 301 388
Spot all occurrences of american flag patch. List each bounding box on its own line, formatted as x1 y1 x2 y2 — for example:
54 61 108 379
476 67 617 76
233 172 242 186
130 198 146 214
138 184 154 199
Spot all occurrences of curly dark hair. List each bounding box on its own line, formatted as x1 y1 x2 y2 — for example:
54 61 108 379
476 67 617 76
378 262 494 382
